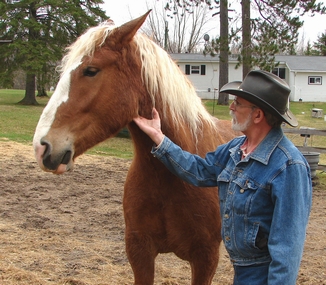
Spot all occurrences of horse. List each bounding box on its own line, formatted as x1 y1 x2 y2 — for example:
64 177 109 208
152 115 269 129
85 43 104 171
33 11 238 285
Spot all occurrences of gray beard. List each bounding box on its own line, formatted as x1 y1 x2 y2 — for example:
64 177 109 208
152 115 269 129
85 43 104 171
230 111 252 132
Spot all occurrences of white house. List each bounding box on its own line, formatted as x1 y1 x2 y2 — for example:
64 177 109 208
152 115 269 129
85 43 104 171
170 53 326 102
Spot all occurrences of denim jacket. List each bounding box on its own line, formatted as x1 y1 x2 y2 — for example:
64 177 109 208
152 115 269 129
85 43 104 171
152 127 312 285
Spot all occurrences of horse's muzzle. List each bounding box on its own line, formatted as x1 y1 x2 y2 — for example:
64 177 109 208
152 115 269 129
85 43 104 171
35 139 74 174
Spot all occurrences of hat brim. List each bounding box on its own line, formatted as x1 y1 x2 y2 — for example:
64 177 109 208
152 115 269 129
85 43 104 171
221 82 298 127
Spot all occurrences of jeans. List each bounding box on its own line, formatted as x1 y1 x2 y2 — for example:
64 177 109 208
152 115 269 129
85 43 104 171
233 263 269 285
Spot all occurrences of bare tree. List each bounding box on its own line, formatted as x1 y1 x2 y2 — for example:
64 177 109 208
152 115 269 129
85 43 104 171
145 0 213 53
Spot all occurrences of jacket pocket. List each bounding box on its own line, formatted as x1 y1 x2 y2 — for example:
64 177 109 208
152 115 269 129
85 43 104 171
244 222 268 254
217 169 231 199
232 176 258 215
255 226 268 250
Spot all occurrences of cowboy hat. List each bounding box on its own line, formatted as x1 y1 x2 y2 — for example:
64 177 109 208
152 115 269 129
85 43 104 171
220 70 298 127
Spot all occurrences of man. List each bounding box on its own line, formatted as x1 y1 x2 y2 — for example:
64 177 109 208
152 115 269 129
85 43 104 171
133 70 312 285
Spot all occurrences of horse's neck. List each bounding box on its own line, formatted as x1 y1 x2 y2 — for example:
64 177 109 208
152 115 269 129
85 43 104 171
161 117 219 156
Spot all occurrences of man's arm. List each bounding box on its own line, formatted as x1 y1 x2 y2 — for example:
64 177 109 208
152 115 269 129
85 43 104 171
268 163 312 284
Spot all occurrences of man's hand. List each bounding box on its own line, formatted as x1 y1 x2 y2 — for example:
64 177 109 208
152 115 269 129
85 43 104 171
133 108 165 145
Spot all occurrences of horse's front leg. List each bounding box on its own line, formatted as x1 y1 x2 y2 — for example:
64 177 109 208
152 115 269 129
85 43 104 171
189 245 220 285
125 230 157 285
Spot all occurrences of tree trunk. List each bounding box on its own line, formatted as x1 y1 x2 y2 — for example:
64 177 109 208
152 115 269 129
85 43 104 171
18 3 39 105
18 73 38 105
37 85 48 97
242 0 251 79
218 0 229 105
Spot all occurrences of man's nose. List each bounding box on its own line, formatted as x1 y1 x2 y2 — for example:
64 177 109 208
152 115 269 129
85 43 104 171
229 100 235 110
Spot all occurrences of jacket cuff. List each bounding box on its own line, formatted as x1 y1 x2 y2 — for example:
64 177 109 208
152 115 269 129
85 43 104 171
151 136 171 158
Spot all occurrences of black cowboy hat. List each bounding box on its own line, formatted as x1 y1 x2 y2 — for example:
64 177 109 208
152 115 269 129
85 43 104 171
220 70 298 127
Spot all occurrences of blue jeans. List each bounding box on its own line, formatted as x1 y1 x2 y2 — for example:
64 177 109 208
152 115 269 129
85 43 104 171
233 263 269 285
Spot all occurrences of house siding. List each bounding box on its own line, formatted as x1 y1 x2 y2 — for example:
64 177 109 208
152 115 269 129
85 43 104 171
176 61 241 99
171 54 326 102
289 72 326 102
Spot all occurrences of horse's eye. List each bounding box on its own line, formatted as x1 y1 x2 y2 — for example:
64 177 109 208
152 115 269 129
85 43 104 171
83 67 99 77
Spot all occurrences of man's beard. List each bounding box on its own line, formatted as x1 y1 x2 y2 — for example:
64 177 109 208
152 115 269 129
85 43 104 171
230 110 253 132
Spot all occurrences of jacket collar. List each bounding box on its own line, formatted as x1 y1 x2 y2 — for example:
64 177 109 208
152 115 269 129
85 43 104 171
231 127 284 165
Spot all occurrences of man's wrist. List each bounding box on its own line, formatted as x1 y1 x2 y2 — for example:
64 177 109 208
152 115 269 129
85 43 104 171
153 132 164 146
155 135 165 148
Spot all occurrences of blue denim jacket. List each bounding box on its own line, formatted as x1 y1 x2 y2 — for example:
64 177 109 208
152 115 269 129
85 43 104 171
152 127 312 285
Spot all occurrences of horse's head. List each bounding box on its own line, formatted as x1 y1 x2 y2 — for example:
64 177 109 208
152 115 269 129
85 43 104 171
33 11 152 174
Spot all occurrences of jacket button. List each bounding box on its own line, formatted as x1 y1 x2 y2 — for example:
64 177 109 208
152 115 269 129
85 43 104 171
224 214 229 219
240 189 245 193
225 236 231 241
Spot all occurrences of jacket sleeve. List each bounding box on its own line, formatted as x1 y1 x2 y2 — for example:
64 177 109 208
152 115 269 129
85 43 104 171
151 136 219 187
267 162 312 285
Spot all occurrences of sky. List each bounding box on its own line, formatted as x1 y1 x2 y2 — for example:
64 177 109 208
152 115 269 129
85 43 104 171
100 0 326 45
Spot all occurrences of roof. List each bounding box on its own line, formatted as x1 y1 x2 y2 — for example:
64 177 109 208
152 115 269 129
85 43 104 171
170 53 326 73
275 55 326 72
170 53 239 63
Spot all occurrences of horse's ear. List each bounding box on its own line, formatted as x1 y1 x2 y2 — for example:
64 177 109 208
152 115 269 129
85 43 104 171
107 10 151 49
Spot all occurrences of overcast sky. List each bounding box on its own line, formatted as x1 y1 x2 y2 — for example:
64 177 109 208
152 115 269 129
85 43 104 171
101 0 326 45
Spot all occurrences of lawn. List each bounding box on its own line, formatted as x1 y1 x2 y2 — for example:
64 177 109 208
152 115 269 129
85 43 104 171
1 89 326 165
0 89 134 159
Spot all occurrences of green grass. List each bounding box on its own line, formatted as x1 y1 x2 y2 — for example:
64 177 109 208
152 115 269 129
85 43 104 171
0 90 46 143
1 89 326 165
0 89 134 159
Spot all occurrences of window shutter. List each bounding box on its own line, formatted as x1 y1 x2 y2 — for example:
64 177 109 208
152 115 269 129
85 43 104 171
201 65 206 75
185 65 190 75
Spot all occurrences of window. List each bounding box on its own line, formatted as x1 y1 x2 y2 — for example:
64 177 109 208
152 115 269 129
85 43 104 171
308 76 322 85
185 65 206 75
191 65 200 74
272 68 286 79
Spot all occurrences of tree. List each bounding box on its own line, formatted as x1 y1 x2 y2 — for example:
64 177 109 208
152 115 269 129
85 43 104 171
194 1 326 74
241 0 250 78
160 0 325 105
313 31 326 55
145 0 213 53
218 0 229 104
0 0 107 105
242 1 326 72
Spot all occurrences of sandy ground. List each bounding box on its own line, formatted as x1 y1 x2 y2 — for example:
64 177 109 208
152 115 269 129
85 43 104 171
0 138 325 284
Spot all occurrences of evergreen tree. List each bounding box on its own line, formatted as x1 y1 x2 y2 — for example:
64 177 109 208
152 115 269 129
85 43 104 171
313 31 326 56
247 0 326 71
0 0 107 105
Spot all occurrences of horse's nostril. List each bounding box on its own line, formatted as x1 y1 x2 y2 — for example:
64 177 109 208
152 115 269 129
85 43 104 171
62 151 72 165
41 140 51 159
40 140 71 170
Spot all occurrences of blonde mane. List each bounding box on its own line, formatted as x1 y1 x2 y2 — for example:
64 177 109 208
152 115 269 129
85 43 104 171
135 34 216 137
58 22 216 137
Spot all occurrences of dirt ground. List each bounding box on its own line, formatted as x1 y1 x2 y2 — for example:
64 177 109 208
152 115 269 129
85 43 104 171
0 138 325 285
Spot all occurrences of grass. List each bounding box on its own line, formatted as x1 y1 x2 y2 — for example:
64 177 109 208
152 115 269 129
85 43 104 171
1 88 326 166
0 89 134 159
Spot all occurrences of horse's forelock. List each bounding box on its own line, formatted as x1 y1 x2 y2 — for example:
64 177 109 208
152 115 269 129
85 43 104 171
58 22 116 75
135 34 215 138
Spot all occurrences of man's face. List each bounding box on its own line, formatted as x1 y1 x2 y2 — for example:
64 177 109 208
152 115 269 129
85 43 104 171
229 97 256 132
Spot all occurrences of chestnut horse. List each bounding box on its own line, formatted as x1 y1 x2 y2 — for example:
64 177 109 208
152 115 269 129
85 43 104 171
33 11 237 285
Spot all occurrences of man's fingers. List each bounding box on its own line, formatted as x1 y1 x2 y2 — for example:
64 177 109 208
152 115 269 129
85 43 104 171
152 108 159 120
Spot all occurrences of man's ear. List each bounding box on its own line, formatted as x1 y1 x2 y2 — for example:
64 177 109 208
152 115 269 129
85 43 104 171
253 108 265 123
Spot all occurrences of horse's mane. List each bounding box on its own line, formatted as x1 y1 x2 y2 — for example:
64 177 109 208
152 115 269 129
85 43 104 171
59 22 216 137
135 34 216 137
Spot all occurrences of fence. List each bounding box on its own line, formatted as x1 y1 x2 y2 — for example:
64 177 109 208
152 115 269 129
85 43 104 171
283 128 326 172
